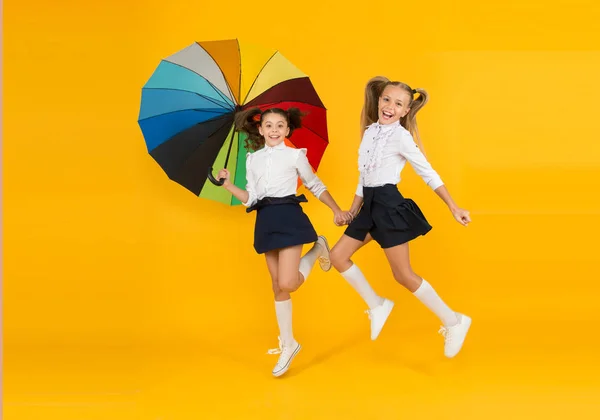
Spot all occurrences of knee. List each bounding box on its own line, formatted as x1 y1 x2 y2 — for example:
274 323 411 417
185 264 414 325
330 246 350 272
393 268 415 285
271 277 281 293
278 275 299 293
392 268 417 287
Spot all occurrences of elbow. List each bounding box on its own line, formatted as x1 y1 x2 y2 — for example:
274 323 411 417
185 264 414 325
314 186 328 199
242 193 256 207
429 179 444 190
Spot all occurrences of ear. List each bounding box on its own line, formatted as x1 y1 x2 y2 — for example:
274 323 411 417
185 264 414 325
258 126 264 137
285 126 290 137
403 107 411 117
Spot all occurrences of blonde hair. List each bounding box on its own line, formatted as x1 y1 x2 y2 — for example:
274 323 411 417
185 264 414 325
360 76 429 155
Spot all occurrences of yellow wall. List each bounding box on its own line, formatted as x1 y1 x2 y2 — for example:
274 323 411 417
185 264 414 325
3 0 600 417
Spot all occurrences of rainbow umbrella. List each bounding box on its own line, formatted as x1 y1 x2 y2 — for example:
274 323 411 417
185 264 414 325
138 39 329 205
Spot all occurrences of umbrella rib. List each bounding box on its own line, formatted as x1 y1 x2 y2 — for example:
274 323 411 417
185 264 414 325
285 125 329 148
196 43 238 106
162 60 235 110
223 127 236 169
244 77 327 109
294 125 329 144
173 115 234 180
142 87 233 112
241 51 278 105
237 40 242 107
248 100 325 111
285 133 327 173
138 108 229 123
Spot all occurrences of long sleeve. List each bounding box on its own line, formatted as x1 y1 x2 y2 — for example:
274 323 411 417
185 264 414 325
398 131 444 190
242 153 258 207
355 173 364 197
296 149 327 199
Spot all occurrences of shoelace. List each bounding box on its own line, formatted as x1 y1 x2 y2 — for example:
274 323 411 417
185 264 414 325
267 336 283 355
438 326 452 343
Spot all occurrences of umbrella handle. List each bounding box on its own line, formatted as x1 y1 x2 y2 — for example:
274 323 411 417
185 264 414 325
207 167 225 186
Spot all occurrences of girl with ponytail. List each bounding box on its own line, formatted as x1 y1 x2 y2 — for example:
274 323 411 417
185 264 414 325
216 107 352 377
331 77 473 358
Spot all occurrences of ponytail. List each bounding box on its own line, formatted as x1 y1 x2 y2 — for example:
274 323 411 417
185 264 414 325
360 76 389 138
285 107 304 134
401 87 429 156
234 107 264 152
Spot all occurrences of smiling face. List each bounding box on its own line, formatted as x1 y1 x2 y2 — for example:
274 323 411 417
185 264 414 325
378 84 412 125
258 111 290 147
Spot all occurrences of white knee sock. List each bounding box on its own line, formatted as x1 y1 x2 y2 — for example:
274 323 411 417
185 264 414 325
413 279 458 326
340 263 384 309
298 241 322 281
275 299 294 345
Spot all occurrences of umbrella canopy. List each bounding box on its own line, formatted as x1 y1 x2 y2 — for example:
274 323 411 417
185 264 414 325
138 39 329 205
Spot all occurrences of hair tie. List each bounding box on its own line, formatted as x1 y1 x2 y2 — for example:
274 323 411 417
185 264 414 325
412 89 417 95
252 113 261 122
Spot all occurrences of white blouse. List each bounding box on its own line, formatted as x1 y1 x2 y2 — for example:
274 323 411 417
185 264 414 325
355 121 444 197
242 142 327 207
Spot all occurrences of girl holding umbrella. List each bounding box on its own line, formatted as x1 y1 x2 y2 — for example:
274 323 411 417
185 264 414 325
217 107 352 377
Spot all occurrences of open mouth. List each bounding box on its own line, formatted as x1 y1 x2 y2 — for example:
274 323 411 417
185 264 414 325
381 111 394 120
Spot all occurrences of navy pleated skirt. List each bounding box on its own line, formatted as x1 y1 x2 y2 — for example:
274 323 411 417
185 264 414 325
344 184 432 248
247 194 318 254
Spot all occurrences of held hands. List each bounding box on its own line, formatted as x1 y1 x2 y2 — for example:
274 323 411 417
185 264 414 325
451 207 471 226
334 210 354 226
216 169 231 187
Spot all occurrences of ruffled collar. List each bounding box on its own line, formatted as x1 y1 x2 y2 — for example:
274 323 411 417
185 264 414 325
359 121 400 175
369 120 401 132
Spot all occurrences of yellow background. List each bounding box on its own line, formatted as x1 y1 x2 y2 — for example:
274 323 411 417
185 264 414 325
3 0 600 418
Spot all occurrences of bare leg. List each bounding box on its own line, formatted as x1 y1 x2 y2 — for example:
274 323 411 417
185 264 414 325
265 250 288 301
330 233 372 273
268 246 303 377
383 242 457 325
277 245 304 293
331 234 393 340
331 234 384 310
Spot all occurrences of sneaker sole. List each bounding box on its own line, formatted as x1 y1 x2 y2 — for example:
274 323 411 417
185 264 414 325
317 236 331 272
371 300 395 341
272 344 302 377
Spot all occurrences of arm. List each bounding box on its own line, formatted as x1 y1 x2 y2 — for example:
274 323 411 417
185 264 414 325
349 195 364 217
296 150 352 225
398 132 444 191
217 154 256 207
433 185 471 226
349 174 364 217
217 169 250 204
399 132 471 226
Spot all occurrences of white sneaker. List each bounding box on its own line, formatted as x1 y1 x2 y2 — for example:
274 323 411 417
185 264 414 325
267 337 302 377
438 313 472 358
316 235 331 272
365 298 395 340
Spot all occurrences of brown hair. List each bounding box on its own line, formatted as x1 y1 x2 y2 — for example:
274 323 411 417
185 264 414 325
360 76 429 155
234 107 304 152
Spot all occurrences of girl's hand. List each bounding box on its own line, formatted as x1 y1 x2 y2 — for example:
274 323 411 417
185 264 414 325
451 207 471 226
334 210 354 226
217 169 231 187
